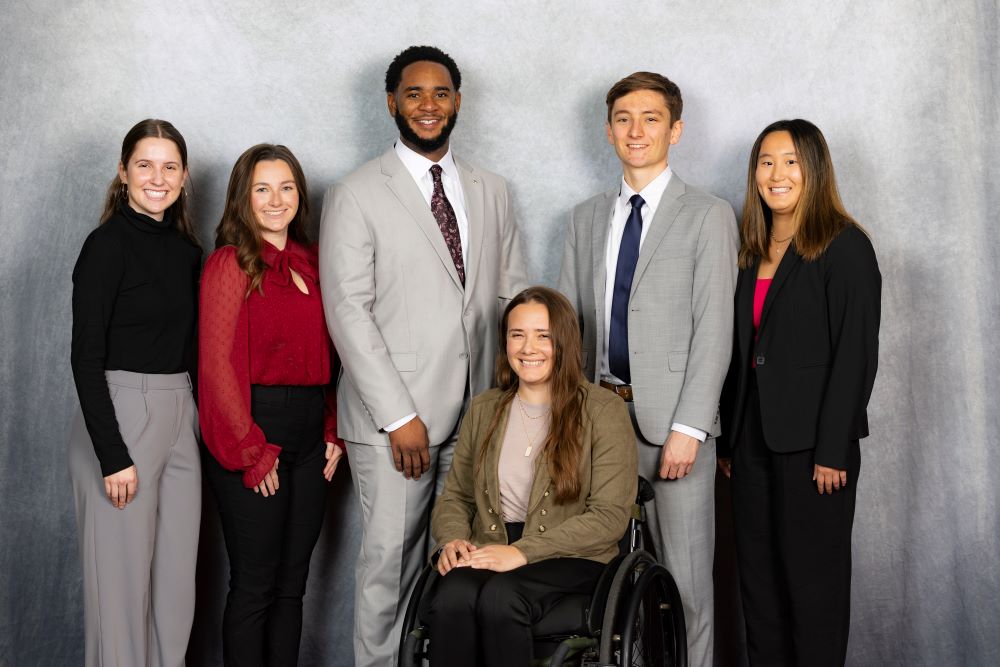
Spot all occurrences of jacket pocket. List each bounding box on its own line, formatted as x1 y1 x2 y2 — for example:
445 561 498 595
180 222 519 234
391 353 417 372
667 351 688 371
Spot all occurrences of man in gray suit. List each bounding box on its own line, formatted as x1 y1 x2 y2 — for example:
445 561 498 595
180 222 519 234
558 71 738 667
319 45 527 667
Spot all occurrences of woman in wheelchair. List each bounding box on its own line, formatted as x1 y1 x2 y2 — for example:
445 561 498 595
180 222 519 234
424 285 638 666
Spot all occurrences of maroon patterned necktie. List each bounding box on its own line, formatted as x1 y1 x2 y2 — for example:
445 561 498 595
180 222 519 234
429 164 465 286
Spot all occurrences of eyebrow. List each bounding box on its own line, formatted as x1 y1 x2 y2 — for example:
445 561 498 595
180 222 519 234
614 109 664 116
758 151 797 158
252 180 297 187
403 85 452 92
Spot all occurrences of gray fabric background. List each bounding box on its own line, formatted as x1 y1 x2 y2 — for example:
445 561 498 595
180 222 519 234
1 1 997 665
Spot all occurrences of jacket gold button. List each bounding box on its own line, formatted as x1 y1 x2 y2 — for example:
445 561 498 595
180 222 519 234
540 509 547 516
538 525 546 532
488 507 494 514
543 490 550 497
490 524 497 531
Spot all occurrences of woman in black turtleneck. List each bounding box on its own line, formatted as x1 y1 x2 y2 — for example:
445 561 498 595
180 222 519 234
68 119 203 667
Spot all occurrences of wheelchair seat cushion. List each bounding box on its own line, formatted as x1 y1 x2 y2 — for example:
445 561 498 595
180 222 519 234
531 592 591 637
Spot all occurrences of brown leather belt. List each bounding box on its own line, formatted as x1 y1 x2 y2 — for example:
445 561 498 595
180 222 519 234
600 380 633 402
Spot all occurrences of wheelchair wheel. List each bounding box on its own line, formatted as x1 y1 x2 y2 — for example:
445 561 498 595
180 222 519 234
399 565 436 667
597 551 687 667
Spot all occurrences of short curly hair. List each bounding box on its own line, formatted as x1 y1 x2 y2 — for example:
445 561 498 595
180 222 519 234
385 45 461 93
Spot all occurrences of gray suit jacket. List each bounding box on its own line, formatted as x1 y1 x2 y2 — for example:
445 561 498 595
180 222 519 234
558 172 738 445
320 147 528 446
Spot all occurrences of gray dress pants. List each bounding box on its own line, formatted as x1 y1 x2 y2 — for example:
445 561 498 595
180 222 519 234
68 370 201 667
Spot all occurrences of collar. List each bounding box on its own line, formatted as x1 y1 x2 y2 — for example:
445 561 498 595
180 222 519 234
618 166 673 213
261 239 318 287
118 201 173 234
394 140 459 183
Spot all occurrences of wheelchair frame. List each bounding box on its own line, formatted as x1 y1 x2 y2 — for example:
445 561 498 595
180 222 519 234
399 477 687 667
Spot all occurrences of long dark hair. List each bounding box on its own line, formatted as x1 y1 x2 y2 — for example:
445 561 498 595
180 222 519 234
477 286 586 504
739 119 863 268
100 119 199 246
213 144 311 295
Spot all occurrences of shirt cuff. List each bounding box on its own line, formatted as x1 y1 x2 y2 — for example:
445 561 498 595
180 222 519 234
671 423 707 442
384 413 417 432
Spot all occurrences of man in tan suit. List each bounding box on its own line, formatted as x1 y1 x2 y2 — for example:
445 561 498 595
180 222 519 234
319 45 527 667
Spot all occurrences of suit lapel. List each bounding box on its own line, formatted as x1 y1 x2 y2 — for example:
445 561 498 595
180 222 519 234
484 399 509 508
456 158 484 304
736 262 756 349
381 149 463 292
591 191 615 379
630 173 685 293
758 244 801 332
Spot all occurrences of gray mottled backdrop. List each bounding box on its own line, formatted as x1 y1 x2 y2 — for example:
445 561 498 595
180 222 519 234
1 1 997 665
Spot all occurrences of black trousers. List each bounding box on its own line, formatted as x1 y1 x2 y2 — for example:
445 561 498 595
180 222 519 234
203 385 328 667
731 375 860 667
422 529 604 667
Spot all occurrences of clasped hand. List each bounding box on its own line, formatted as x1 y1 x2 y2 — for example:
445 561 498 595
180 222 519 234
437 539 527 576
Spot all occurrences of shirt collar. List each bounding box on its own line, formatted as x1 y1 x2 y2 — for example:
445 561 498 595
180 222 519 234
618 166 672 213
394 140 459 183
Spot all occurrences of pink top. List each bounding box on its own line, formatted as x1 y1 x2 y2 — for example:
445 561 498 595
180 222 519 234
753 278 772 331
751 279 772 369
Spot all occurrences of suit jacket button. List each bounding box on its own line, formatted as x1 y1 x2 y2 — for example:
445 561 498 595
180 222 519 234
459 352 469 360
488 507 494 514
490 524 497 531
538 525 546 532
540 509 547 516
756 355 766 366
543 490 550 497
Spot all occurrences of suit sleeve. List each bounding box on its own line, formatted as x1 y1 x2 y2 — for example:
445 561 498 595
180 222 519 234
319 182 417 430
557 207 583 327
513 397 638 563
814 230 881 468
497 179 529 298
672 200 740 434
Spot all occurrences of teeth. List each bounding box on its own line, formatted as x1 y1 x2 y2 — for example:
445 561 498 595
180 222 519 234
144 190 167 200
770 187 790 193
520 360 544 367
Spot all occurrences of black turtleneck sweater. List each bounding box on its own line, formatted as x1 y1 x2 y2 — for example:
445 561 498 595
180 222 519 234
71 204 201 476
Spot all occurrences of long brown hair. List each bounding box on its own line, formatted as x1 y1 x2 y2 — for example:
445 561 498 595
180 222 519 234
214 144 311 294
739 119 862 268
477 286 586 504
100 119 200 246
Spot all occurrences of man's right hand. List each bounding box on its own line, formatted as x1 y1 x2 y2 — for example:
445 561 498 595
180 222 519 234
388 416 430 480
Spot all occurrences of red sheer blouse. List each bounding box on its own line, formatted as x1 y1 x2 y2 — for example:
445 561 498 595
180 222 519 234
199 240 343 488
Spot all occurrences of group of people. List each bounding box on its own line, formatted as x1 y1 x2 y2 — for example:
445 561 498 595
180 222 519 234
67 43 881 667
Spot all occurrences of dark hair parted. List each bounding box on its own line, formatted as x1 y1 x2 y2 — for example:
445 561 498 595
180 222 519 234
476 287 587 505
385 45 461 93
101 118 199 246
740 119 865 268
214 144 311 295
606 71 683 125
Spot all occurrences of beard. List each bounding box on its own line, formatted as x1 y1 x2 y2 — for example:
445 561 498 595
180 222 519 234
394 109 459 154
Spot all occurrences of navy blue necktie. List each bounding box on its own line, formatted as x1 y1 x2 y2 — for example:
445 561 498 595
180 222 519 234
609 194 644 383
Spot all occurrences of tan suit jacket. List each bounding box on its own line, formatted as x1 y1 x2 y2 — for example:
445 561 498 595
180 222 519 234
320 147 527 445
431 383 638 564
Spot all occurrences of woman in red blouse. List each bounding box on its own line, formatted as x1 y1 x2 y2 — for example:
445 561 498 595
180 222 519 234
199 143 344 666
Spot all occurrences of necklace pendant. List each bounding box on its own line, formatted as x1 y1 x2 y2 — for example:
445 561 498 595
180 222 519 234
524 445 532 457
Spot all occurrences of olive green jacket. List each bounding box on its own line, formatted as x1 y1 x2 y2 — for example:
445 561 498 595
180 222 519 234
431 382 638 564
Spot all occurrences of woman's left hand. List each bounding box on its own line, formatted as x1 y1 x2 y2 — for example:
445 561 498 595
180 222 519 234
323 442 344 481
457 544 527 572
813 464 848 494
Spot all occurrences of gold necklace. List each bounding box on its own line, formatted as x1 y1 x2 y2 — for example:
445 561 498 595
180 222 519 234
515 395 550 457
770 231 794 244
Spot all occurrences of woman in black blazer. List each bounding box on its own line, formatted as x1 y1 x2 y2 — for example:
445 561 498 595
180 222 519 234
718 119 881 666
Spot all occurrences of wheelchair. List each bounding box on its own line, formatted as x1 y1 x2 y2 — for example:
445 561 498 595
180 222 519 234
399 477 687 666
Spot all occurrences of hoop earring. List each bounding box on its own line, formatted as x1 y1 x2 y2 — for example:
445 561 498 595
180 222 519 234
120 183 128 200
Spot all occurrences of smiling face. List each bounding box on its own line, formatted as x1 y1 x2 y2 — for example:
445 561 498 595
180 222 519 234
387 60 461 160
249 159 299 246
506 301 555 394
755 130 803 223
118 137 187 221
606 89 683 189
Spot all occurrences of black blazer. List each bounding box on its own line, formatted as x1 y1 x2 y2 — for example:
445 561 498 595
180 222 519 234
719 225 881 469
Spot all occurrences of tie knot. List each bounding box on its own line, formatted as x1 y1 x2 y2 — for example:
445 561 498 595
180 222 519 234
629 194 645 211
429 164 443 182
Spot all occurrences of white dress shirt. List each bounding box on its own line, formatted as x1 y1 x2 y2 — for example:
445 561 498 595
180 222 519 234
601 166 706 443
384 141 470 433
